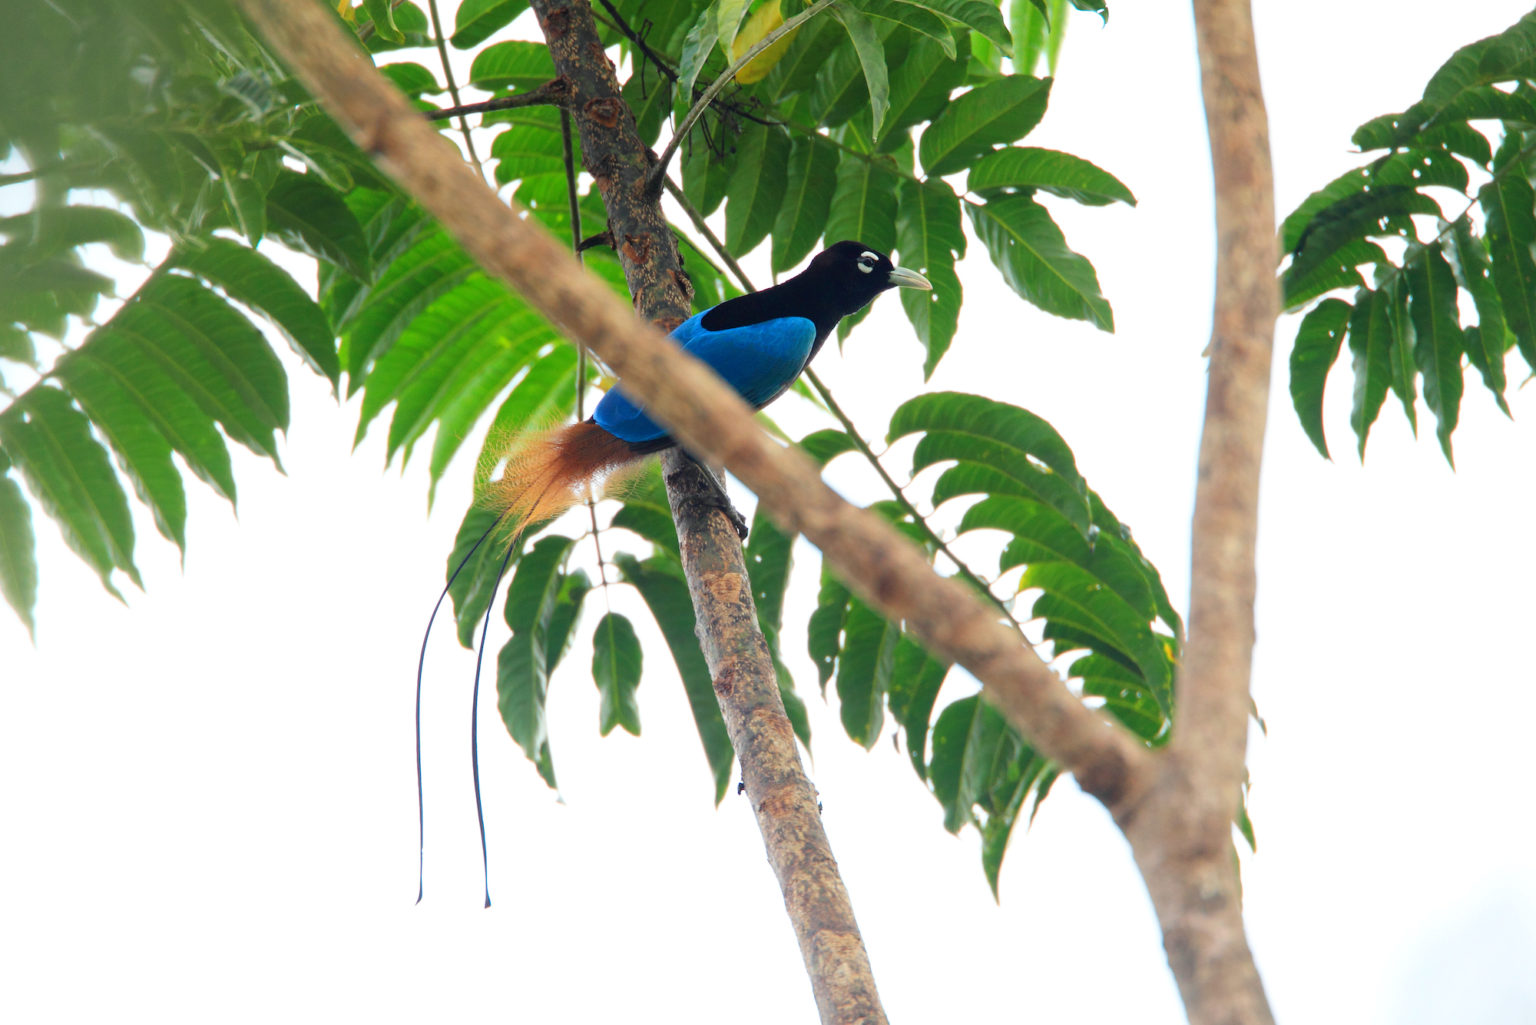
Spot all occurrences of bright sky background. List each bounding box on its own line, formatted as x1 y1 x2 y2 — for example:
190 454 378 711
5 1 1536 1022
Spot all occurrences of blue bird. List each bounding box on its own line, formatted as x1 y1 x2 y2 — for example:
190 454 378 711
485 240 931 539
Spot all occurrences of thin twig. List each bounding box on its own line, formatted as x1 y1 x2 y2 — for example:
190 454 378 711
595 0 781 128
661 176 1027 637
425 81 567 121
647 0 839 193
425 0 486 179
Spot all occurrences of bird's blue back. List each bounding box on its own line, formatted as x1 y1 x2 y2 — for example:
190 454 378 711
591 310 817 445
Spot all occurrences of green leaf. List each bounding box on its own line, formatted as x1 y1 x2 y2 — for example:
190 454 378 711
807 565 853 689
379 61 441 96
341 231 477 385
831 5 889 139
892 391 1083 492
1480 175 1536 373
610 470 682 557
960 493 1088 564
0 469 38 637
968 146 1135 206
1284 184 1440 293
56 354 187 551
623 72 673 148
452 0 529 49
681 128 731 218
923 0 1013 53
725 124 792 256
887 634 949 778
1281 238 1385 311
772 135 839 273
1347 287 1393 458
468 40 556 92
365 0 405 43
357 276 514 437
472 346 578 484
1076 654 1164 740
496 534 579 788
0 387 138 597
1024 561 1171 712
543 568 592 678
859 0 955 57
448 503 521 649
745 508 795 646
896 177 964 376
616 553 734 802
1288 297 1351 459
824 152 898 258
1384 278 1418 435
0 205 145 262
836 600 898 748
170 238 339 386
797 427 859 465
131 276 288 460
877 34 968 151
968 194 1112 330
807 36 871 128
920 75 1050 176
424 320 563 491
1405 244 1463 464
265 170 371 280
678 6 721 98
593 612 643 736
1447 220 1509 412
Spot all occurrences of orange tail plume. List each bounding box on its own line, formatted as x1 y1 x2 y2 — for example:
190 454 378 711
480 421 643 540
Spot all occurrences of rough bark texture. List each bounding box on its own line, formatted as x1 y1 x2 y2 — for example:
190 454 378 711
662 450 885 1025
530 3 889 1018
1118 0 1279 1022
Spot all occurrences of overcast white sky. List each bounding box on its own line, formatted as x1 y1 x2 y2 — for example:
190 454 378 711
5 1 1536 1022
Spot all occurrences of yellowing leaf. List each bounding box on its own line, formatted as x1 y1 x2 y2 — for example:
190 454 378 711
732 1 799 84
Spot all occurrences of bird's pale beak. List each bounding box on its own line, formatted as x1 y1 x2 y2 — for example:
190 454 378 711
887 266 932 291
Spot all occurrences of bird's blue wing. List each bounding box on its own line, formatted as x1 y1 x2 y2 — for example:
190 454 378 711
592 313 817 445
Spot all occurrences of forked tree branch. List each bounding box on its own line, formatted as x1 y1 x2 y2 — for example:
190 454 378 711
1117 0 1280 1022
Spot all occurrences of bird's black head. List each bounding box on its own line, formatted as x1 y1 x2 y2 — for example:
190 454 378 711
805 240 932 318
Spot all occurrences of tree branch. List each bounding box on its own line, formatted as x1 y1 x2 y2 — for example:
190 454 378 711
1118 0 1280 1022
425 79 568 121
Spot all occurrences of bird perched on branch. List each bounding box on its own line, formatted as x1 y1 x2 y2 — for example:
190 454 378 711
417 241 929 906
485 240 931 540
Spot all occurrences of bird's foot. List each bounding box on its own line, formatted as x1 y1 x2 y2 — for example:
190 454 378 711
683 452 750 541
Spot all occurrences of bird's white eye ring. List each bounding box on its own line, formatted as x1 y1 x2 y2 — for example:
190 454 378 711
857 251 878 273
